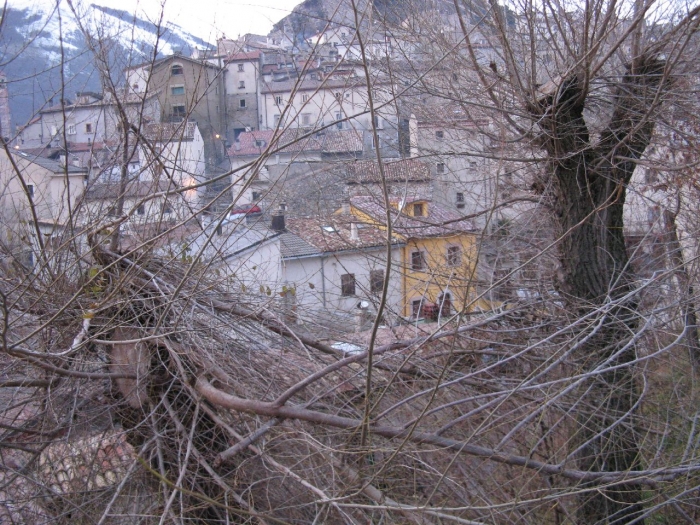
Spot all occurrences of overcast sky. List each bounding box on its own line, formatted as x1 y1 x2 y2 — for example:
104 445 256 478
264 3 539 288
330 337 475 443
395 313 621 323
155 0 301 40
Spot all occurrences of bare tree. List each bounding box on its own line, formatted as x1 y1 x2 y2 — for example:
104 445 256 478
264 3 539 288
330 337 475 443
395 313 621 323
2 1 700 524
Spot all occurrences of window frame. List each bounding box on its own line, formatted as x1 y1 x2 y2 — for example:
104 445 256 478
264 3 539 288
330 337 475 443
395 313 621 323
411 250 426 272
170 85 185 96
85 123 93 133
446 245 462 267
413 203 424 217
370 269 384 294
436 162 445 174
171 64 183 76
237 63 244 72
411 298 424 319
341 273 356 297
239 99 246 108
435 130 444 139
172 104 186 117
238 80 246 89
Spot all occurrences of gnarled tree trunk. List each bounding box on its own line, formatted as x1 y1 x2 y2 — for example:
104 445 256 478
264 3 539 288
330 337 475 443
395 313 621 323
535 56 667 524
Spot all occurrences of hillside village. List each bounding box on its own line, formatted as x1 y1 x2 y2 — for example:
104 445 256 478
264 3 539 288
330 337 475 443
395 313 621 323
0 3 676 335
0 11 549 331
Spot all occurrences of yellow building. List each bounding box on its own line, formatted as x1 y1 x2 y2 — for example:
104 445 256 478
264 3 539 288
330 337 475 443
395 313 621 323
348 195 478 319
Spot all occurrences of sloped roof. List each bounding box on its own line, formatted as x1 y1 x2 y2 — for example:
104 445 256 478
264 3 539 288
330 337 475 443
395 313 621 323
285 215 402 255
11 150 87 174
228 128 362 157
279 231 320 258
320 129 363 153
345 158 431 184
226 51 262 62
350 195 476 238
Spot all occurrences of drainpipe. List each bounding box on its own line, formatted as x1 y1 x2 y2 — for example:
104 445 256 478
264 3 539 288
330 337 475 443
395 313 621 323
320 254 327 308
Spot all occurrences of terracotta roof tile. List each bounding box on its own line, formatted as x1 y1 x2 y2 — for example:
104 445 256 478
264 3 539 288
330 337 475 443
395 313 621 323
228 128 362 157
350 195 476 237
285 215 402 254
345 158 431 183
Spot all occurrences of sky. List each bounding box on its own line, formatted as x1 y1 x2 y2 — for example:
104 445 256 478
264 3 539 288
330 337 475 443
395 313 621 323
9 0 303 42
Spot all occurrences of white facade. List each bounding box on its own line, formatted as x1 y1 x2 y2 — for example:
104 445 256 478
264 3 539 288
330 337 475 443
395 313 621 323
139 121 207 207
281 246 405 324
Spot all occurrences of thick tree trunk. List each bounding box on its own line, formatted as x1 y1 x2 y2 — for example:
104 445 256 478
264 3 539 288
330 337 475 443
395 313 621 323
536 57 667 524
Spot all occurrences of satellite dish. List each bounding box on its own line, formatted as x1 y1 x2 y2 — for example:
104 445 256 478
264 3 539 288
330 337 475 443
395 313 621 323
358 300 370 309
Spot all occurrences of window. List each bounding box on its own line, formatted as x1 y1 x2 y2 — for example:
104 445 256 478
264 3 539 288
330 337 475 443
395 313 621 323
301 113 311 126
164 202 172 214
341 273 356 296
171 64 183 75
336 112 343 129
171 85 185 95
238 80 245 89
255 139 266 148
237 63 244 72
173 105 186 117
108 206 118 217
373 115 382 128
446 246 461 266
275 95 282 105
435 130 444 139
334 92 342 100
645 168 659 184
456 192 465 209
439 293 452 315
411 250 426 271
67 124 76 135
412 298 423 319
436 163 445 174
370 269 384 294
137 204 145 215
301 94 309 103
85 123 93 133
27 184 34 198
239 99 246 108
252 191 261 201
216 224 223 236
273 114 280 127
413 203 424 217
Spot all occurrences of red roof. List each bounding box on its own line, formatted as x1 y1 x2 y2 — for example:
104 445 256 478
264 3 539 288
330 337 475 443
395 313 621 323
346 159 431 184
226 51 261 62
228 128 362 157
351 195 476 238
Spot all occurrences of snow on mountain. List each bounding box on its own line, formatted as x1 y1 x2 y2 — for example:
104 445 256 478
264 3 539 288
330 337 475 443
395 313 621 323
1 1 217 130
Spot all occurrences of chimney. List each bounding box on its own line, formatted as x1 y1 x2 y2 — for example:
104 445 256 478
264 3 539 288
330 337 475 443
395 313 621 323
350 222 359 241
271 205 285 232
341 199 350 214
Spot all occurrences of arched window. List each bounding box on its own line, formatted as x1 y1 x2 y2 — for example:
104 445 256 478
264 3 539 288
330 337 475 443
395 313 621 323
171 64 183 76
